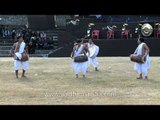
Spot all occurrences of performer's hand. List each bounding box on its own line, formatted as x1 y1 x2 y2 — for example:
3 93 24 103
141 56 146 63
129 54 133 58
70 56 74 59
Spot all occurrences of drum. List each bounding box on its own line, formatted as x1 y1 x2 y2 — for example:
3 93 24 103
74 55 88 62
89 45 99 59
130 54 145 63
21 52 29 61
14 52 29 61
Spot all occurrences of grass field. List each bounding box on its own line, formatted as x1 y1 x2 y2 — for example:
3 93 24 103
0 57 160 105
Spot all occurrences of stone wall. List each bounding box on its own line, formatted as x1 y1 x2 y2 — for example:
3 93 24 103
54 15 71 27
0 15 28 25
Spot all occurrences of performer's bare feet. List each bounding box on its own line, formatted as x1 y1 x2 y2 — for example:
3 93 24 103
15 70 18 79
21 75 26 78
76 74 78 78
137 74 142 79
21 70 26 78
83 75 85 78
144 76 148 79
95 67 98 71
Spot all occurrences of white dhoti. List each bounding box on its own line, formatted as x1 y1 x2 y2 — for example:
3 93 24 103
87 43 99 69
88 57 99 68
134 55 150 77
72 44 89 76
133 42 150 77
72 61 88 75
14 60 29 71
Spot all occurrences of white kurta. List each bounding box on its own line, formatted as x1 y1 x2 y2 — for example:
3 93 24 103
87 43 99 68
15 42 25 60
14 42 29 71
72 44 88 75
134 43 150 76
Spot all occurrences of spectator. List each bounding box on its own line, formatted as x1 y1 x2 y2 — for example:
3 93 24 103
40 32 46 40
0 25 3 37
11 28 16 41
2 25 5 37
48 37 54 49
43 37 49 50
37 39 44 50
4 26 10 37
24 31 30 45
31 36 37 53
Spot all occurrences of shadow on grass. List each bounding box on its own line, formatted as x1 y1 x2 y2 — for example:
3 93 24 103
19 76 33 82
143 78 160 84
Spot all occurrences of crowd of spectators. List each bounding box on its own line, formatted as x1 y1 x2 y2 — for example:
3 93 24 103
0 25 56 54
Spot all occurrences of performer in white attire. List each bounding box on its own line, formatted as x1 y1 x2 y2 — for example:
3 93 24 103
71 39 89 78
87 38 99 71
10 35 29 78
132 37 150 79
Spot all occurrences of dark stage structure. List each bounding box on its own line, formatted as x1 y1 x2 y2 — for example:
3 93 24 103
27 15 55 30
48 38 160 57
53 17 159 57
